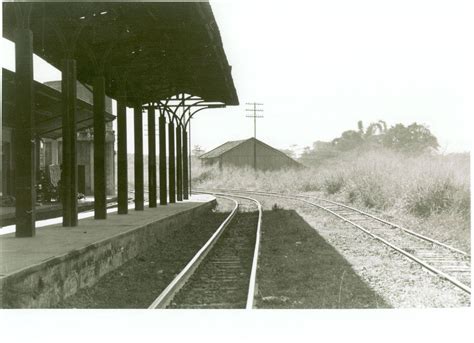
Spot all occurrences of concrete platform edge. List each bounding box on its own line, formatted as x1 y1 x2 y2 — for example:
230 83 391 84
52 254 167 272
0 199 216 308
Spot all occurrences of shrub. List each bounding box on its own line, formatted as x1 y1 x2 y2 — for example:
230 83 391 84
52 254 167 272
192 170 215 184
455 189 470 219
344 176 390 210
323 175 345 195
192 148 470 222
405 178 466 218
299 180 321 193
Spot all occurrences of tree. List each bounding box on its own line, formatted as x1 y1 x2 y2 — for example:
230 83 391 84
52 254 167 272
332 120 387 151
332 130 364 151
382 123 439 153
364 120 387 138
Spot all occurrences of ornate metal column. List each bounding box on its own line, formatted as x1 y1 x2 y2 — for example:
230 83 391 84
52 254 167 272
93 75 107 219
176 123 183 201
148 106 157 208
134 104 144 211
117 86 128 214
168 119 176 203
158 108 167 205
182 127 189 200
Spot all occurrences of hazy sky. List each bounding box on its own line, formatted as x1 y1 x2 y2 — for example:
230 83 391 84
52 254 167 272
2 0 473 154
201 0 473 154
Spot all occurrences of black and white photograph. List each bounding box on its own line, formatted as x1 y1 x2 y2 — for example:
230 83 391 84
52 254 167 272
0 0 472 341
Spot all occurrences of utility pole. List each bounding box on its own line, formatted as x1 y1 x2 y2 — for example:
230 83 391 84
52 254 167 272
245 102 263 170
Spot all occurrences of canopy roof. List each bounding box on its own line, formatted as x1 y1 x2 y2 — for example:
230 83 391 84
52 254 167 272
2 68 115 139
3 1 238 108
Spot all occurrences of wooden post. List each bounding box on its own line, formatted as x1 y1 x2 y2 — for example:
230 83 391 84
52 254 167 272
62 58 78 226
35 137 41 183
93 76 106 219
14 28 36 237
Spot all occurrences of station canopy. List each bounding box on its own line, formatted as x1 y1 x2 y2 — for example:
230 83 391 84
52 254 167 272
2 1 239 108
2 68 115 139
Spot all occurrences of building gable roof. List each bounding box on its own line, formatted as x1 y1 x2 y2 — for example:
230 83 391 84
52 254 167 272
199 139 247 159
200 137 301 166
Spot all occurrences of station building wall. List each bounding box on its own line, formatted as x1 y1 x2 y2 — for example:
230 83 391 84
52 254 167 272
203 138 301 171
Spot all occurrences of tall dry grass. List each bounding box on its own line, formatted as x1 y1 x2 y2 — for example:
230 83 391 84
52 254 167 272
192 149 470 251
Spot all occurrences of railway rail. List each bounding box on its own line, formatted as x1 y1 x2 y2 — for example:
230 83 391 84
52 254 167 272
197 188 471 295
149 192 262 309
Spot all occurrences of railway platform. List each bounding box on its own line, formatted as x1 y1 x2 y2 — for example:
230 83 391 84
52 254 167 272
0 196 118 227
0 194 216 308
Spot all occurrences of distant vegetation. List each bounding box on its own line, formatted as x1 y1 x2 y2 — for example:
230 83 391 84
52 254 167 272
300 121 439 167
193 121 470 252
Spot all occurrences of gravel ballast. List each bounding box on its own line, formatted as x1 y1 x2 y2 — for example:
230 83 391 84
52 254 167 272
55 209 230 308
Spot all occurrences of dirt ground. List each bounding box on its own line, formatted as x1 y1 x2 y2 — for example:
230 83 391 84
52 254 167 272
254 195 470 308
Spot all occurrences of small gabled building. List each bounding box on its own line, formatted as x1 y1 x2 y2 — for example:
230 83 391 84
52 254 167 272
200 137 301 171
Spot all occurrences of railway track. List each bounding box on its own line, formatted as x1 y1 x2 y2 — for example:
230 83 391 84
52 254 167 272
149 193 262 309
197 188 471 295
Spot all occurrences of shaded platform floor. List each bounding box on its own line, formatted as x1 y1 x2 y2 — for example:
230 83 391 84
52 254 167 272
0 196 118 227
0 194 214 278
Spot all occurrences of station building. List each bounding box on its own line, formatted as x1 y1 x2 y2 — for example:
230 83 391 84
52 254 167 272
1 1 239 307
2 0 238 234
2 69 116 198
43 80 116 196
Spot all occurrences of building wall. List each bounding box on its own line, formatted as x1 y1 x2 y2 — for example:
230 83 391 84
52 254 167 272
76 140 93 195
105 139 115 196
2 80 116 198
55 136 115 196
40 81 116 195
217 139 300 171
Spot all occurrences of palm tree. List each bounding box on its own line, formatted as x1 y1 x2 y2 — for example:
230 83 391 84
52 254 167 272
332 120 388 151
357 120 364 136
364 120 387 139
356 120 387 140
